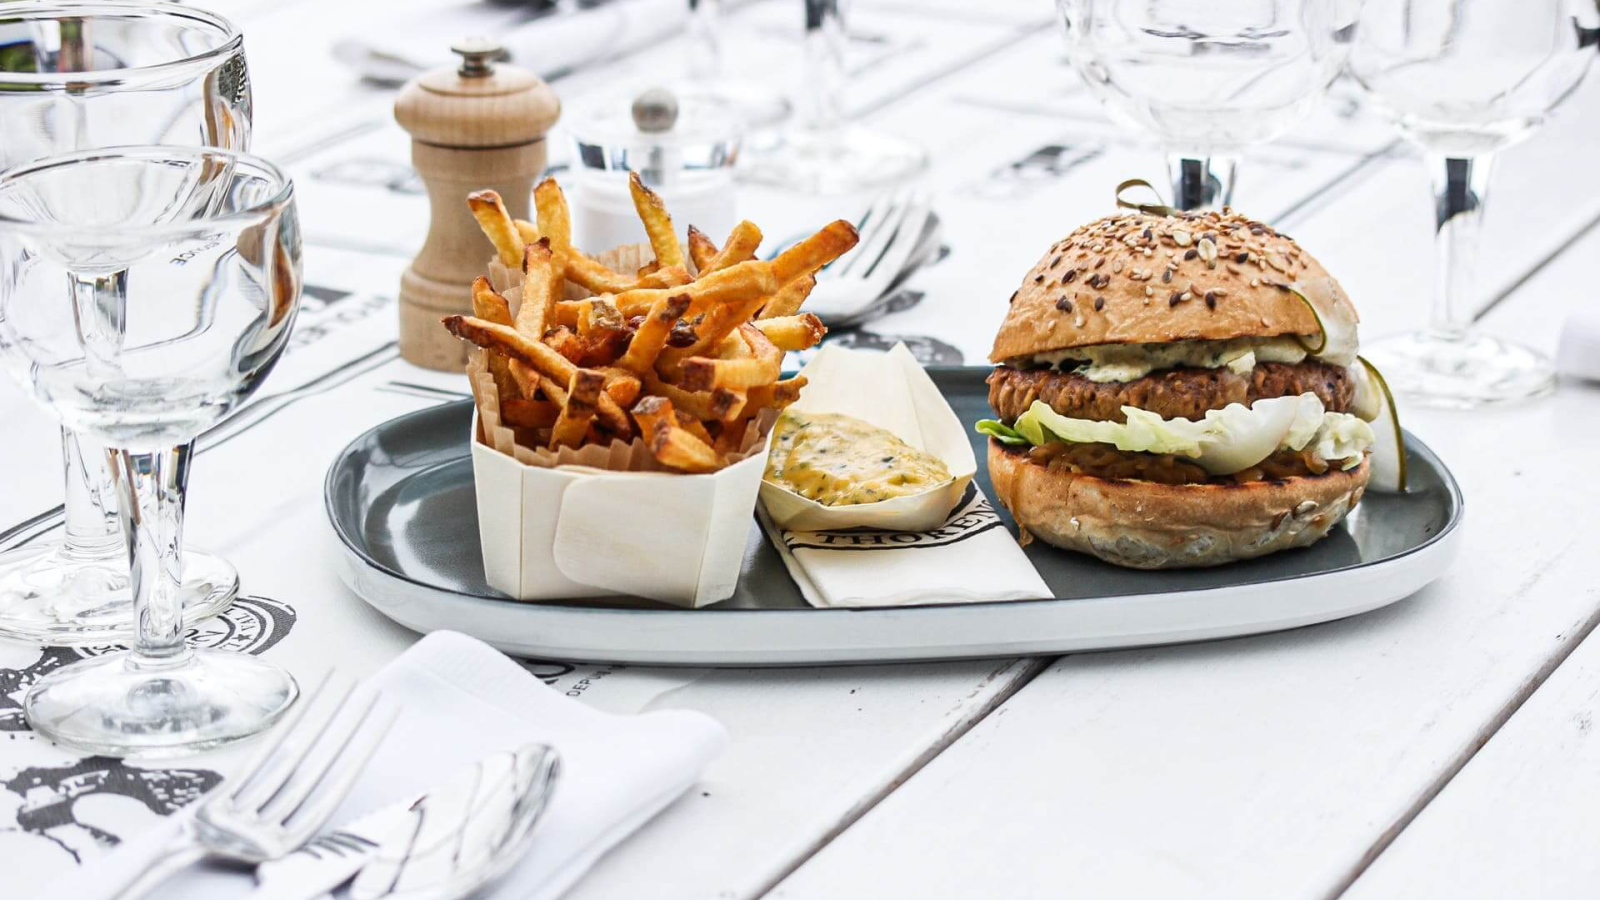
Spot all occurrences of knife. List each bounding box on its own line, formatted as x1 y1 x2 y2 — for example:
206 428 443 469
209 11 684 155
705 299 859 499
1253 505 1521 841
245 799 417 900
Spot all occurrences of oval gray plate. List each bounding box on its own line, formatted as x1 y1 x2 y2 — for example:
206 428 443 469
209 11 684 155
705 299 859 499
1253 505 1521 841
325 368 1463 665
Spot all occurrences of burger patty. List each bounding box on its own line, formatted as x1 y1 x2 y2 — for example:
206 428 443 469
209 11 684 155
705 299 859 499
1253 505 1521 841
987 360 1355 424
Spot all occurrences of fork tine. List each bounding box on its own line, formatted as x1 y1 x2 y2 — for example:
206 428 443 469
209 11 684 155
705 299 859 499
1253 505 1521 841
259 688 388 829
278 700 401 841
223 668 335 805
827 193 899 280
862 194 932 296
846 195 916 283
235 673 358 813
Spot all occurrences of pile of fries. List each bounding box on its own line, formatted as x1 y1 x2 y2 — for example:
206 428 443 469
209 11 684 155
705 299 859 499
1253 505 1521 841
443 174 857 473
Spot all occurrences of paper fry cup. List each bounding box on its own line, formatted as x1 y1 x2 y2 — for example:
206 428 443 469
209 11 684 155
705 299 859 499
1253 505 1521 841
759 343 976 532
466 244 774 608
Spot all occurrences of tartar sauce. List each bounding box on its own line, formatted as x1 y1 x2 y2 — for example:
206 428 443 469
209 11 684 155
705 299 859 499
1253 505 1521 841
764 411 951 506
1025 336 1309 383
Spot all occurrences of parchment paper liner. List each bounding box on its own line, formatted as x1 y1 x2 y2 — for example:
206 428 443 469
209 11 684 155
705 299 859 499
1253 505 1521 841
758 343 977 533
467 244 776 608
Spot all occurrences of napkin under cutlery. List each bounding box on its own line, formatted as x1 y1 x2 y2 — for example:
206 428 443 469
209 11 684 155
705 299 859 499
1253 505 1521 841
51 630 727 900
333 0 689 84
759 484 1052 608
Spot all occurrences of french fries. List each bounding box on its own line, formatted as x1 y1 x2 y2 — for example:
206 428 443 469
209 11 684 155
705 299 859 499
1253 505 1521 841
629 172 684 269
700 221 763 276
451 176 841 471
754 313 826 351
467 190 523 267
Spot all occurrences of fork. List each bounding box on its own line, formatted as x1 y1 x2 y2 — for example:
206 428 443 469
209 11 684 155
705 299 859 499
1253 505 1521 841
108 672 400 900
804 190 934 324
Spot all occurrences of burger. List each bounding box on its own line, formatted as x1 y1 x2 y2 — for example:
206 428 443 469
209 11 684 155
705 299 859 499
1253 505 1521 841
978 208 1403 569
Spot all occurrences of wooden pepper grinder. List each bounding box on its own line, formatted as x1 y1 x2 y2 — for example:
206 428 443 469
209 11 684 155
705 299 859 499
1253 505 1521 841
394 39 560 370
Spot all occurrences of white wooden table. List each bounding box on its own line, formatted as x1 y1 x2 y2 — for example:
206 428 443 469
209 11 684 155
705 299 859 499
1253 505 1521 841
3 2 1598 898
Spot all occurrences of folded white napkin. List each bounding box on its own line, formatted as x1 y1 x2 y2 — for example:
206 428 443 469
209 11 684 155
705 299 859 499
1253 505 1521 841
333 0 689 84
50 631 727 900
759 484 1052 608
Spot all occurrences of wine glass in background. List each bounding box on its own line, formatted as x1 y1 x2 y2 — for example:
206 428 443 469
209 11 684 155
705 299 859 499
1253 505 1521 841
678 0 792 133
742 0 926 193
0 146 303 754
0 1 251 644
1057 0 1359 210
1349 0 1599 408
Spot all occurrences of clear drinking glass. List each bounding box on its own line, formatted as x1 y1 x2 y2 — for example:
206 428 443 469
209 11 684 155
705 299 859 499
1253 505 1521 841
0 146 302 755
1057 0 1359 209
678 0 792 132
0 1 251 643
1349 0 1598 407
741 0 926 193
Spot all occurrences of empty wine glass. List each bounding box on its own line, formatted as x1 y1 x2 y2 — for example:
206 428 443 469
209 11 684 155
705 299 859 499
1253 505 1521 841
0 1 252 644
678 0 791 132
1057 0 1359 209
741 0 926 193
1349 0 1598 407
0 146 301 755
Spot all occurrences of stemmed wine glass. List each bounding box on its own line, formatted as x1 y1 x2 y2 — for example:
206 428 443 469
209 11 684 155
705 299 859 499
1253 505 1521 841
1349 0 1599 407
679 0 792 132
742 0 926 193
0 146 302 754
0 1 251 644
1056 0 1359 210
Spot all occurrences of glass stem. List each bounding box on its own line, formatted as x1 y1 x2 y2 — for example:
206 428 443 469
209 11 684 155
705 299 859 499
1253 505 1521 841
803 0 846 131
1428 154 1493 340
111 445 192 668
687 0 723 82
1166 153 1238 211
59 429 123 563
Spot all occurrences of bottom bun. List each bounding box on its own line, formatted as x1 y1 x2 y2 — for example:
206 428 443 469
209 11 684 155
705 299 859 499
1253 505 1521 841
987 439 1370 569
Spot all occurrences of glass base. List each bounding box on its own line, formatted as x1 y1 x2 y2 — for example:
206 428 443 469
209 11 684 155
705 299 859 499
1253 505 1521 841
0 542 238 645
741 124 926 194
23 647 299 757
1365 330 1557 409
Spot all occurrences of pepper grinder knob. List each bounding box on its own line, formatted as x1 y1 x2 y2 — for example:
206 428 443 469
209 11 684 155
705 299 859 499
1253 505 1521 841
451 38 502 78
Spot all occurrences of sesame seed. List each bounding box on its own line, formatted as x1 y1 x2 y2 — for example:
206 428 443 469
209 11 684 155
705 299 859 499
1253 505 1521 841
1250 277 1260 287
1169 290 1183 305
1162 268 1173 283
1094 296 1105 311
1034 274 1044 283
1145 285 1154 296
1094 257 1105 269
1073 314 1086 328
1205 290 1217 309
1225 263 1243 275
1184 248 1199 260
1172 230 1192 246
1063 268 1077 283
1009 290 1018 304
1235 251 1249 263
1055 296 1072 312
1112 259 1124 273
1051 255 1062 267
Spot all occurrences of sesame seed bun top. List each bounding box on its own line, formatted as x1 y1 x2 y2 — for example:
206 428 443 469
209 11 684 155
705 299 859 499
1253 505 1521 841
989 209 1358 364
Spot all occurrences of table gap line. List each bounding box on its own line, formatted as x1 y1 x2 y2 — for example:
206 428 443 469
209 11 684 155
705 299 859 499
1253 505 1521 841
851 23 1051 120
1473 199 1600 323
1326 534 1595 900
749 655 1054 900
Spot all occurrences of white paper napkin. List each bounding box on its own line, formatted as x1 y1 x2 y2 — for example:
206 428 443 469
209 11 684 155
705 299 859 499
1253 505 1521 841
758 483 1052 608
48 630 727 900
333 0 689 84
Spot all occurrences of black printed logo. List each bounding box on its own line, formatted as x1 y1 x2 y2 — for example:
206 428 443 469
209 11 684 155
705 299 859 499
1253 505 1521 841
781 483 1005 551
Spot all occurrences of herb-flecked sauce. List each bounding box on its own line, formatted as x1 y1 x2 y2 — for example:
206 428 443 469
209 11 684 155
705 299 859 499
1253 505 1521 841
764 411 951 506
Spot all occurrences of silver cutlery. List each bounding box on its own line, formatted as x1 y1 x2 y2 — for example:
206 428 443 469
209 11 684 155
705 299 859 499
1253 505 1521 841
804 191 935 325
109 673 400 900
246 800 415 900
350 743 561 900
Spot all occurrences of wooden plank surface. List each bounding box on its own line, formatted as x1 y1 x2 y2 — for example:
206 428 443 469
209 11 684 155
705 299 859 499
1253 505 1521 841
765 78 1600 900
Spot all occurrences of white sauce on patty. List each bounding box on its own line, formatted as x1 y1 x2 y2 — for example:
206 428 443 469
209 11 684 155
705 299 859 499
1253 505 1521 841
1020 336 1311 383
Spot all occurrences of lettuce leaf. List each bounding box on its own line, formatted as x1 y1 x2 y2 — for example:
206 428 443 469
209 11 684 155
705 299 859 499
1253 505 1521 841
974 394 1375 476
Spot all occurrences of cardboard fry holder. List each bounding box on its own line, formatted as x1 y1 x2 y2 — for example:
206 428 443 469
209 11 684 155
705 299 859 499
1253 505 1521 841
467 244 774 608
